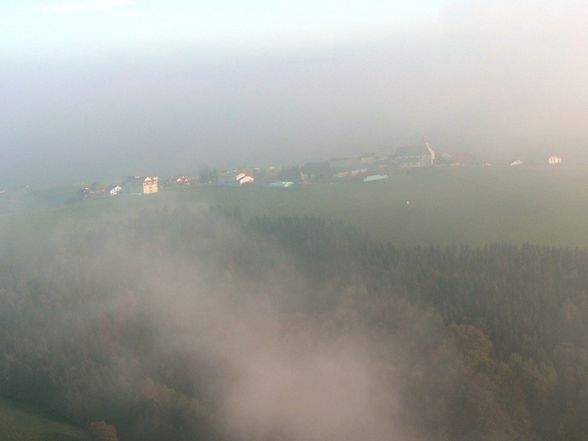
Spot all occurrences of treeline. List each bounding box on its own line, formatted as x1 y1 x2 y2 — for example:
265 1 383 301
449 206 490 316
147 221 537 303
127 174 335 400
0 209 587 440
251 216 588 440
255 216 588 358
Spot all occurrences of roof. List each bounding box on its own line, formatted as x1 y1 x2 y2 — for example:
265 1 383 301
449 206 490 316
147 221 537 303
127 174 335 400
363 174 389 183
395 141 434 158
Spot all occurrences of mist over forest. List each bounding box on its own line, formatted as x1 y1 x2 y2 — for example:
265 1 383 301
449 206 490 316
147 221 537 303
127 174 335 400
3 208 588 441
2 1 588 440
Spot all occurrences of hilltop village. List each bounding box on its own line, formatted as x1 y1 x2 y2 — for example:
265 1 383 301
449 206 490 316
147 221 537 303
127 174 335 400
78 140 564 198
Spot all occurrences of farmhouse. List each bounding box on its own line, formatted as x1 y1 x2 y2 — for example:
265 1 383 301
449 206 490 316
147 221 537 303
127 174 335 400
393 141 436 168
175 176 191 185
143 177 159 194
236 173 255 185
548 156 563 166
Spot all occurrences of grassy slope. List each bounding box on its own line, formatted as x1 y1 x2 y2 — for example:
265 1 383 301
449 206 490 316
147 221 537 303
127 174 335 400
204 166 588 246
0 399 86 441
0 166 585 436
1 166 588 247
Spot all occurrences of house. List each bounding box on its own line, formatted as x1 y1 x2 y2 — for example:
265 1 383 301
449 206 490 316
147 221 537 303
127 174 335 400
175 176 191 185
143 177 159 194
548 156 563 166
238 175 255 185
217 172 255 186
109 185 122 196
393 141 436 168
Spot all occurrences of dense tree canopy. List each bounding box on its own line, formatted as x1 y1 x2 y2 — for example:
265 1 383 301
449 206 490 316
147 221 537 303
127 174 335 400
1 209 588 440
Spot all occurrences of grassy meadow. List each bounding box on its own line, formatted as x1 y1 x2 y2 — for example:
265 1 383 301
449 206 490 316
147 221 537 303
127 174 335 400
0 165 587 439
0 399 87 441
1 165 588 247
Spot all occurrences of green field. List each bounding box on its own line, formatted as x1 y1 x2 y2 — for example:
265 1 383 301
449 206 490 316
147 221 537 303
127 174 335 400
0 399 86 441
2 166 588 247
1 165 588 440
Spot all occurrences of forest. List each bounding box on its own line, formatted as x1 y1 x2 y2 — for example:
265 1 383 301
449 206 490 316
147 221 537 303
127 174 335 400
1 207 588 441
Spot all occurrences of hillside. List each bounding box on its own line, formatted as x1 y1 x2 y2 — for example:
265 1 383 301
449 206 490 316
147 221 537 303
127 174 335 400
2 166 587 247
0 399 86 441
2 207 588 440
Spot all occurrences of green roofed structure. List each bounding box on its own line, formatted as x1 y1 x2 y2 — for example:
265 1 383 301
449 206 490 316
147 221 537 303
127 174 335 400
363 174 389 183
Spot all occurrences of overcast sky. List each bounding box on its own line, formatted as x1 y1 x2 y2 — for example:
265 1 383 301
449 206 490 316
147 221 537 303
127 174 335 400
1 0 588 183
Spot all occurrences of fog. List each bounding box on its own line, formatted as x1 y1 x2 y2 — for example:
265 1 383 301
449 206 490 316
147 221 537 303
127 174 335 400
3 197 588 439
1 0 587 184
2 3 588 439
6 208 429 440
141 259 405 441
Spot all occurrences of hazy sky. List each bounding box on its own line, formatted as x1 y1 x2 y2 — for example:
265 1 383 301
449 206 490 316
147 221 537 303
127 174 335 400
1 0 588 183
1 0 442 56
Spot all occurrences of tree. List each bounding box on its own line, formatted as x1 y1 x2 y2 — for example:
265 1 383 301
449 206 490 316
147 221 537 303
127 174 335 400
88 421 118 441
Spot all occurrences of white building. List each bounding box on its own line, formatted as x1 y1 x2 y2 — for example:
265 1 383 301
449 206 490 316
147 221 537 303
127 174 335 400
143 177 159 194
548 156 563 166
238 175 254 185
176 176 191 185
234 173 254 185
